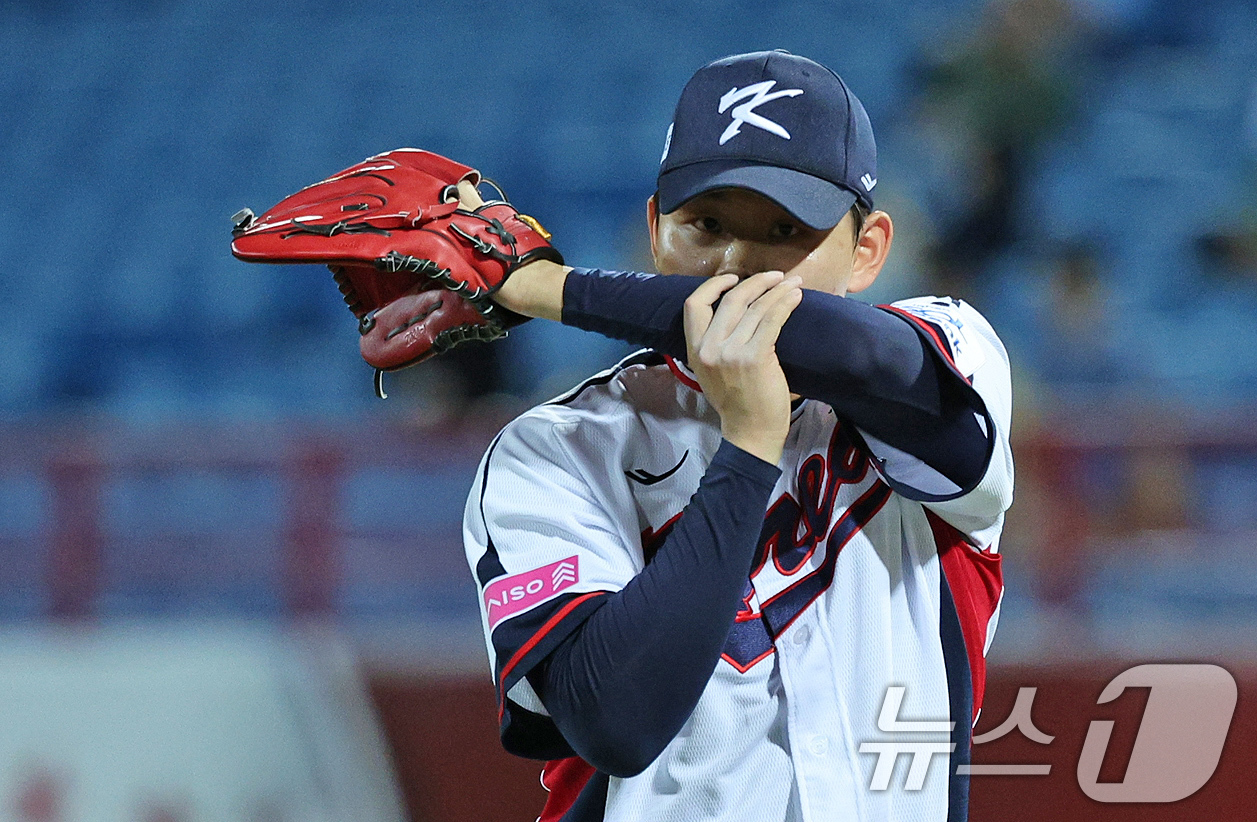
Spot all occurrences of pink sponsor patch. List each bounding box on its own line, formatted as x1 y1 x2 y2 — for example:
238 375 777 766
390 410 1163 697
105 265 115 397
484 555 580 630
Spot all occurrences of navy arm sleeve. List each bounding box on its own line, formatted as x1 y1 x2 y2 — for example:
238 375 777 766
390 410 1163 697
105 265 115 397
560 268 989 491
528 440 780 778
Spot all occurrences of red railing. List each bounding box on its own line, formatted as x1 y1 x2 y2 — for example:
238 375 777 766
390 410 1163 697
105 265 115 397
0 419 503 621
5 406 1257 620
1012 403 1257 603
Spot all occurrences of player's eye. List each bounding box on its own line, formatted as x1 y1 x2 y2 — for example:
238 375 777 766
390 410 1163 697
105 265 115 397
771 222 799 239
697 216 722 234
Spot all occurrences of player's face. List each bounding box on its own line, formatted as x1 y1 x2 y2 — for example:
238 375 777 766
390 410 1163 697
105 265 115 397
648 188 891 296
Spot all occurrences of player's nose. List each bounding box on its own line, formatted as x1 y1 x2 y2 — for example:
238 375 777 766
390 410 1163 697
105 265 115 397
712 239 759 280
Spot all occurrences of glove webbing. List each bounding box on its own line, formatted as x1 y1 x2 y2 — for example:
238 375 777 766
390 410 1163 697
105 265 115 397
371 322 505 400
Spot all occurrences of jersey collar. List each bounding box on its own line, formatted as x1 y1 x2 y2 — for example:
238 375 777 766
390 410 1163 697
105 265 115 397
663 355 703 392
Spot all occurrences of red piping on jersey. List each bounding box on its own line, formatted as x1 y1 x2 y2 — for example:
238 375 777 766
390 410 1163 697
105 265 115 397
929 510 1003 723
878 305 971 385
663 355 703 391
497 591 608 719
722 645 775 674
733 581 762 622
539 757 597 822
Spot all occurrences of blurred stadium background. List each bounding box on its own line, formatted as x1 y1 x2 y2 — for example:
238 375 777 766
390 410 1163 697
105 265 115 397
3 0 1257 819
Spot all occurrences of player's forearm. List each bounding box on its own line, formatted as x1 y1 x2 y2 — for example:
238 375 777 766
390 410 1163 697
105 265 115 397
561 268 928 402
532 440 780 778
558 267 990 488
495 259 570 322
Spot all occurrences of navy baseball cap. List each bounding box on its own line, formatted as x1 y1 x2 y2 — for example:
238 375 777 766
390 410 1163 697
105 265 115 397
657 50 877 230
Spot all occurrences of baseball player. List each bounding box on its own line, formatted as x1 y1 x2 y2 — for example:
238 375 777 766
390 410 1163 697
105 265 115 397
227 47 1008 820
462 50 1013 822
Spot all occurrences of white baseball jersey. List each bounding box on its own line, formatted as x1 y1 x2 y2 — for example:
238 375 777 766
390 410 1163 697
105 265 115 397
463 297 1013 822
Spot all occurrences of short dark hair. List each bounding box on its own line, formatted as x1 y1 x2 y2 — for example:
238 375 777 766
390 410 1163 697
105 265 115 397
850 201 870 241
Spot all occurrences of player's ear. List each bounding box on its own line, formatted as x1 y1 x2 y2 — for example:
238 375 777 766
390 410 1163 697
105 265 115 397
847 210 893 294
647 194 661 266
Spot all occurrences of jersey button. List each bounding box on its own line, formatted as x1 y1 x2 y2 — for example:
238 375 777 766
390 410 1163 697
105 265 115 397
793 626 811 645
806 734 830 757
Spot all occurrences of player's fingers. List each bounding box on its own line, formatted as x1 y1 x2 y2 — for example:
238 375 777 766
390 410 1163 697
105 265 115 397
704 270 785 343
684 273 740 350
689 272 742 309
726 276 801 346
455 178 487 210
747 278 804 350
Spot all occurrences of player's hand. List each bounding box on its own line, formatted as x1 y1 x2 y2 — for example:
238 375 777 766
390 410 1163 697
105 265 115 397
453 178 485 209
455 179 570 322
683 270 803 466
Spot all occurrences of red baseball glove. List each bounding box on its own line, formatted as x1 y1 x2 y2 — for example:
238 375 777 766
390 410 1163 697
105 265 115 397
229 148 561 397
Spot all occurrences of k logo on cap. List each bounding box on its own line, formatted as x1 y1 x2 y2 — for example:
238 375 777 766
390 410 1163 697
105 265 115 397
717 81 804 145
658 50 878 231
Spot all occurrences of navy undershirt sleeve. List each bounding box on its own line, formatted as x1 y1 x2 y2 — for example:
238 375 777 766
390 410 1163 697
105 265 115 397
528 440 780 778
560 267 989 489
528 267 991 777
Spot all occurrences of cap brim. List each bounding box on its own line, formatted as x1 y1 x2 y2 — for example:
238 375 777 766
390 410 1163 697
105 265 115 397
657 161 858 230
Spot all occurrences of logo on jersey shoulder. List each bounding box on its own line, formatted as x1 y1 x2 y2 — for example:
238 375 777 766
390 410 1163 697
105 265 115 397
484 555 580 630
895 298 985 377
625 450 689 485
718 81 803 145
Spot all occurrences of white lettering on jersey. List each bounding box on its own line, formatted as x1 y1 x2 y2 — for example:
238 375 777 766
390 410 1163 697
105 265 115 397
483 555 581 630
718 81 803 145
